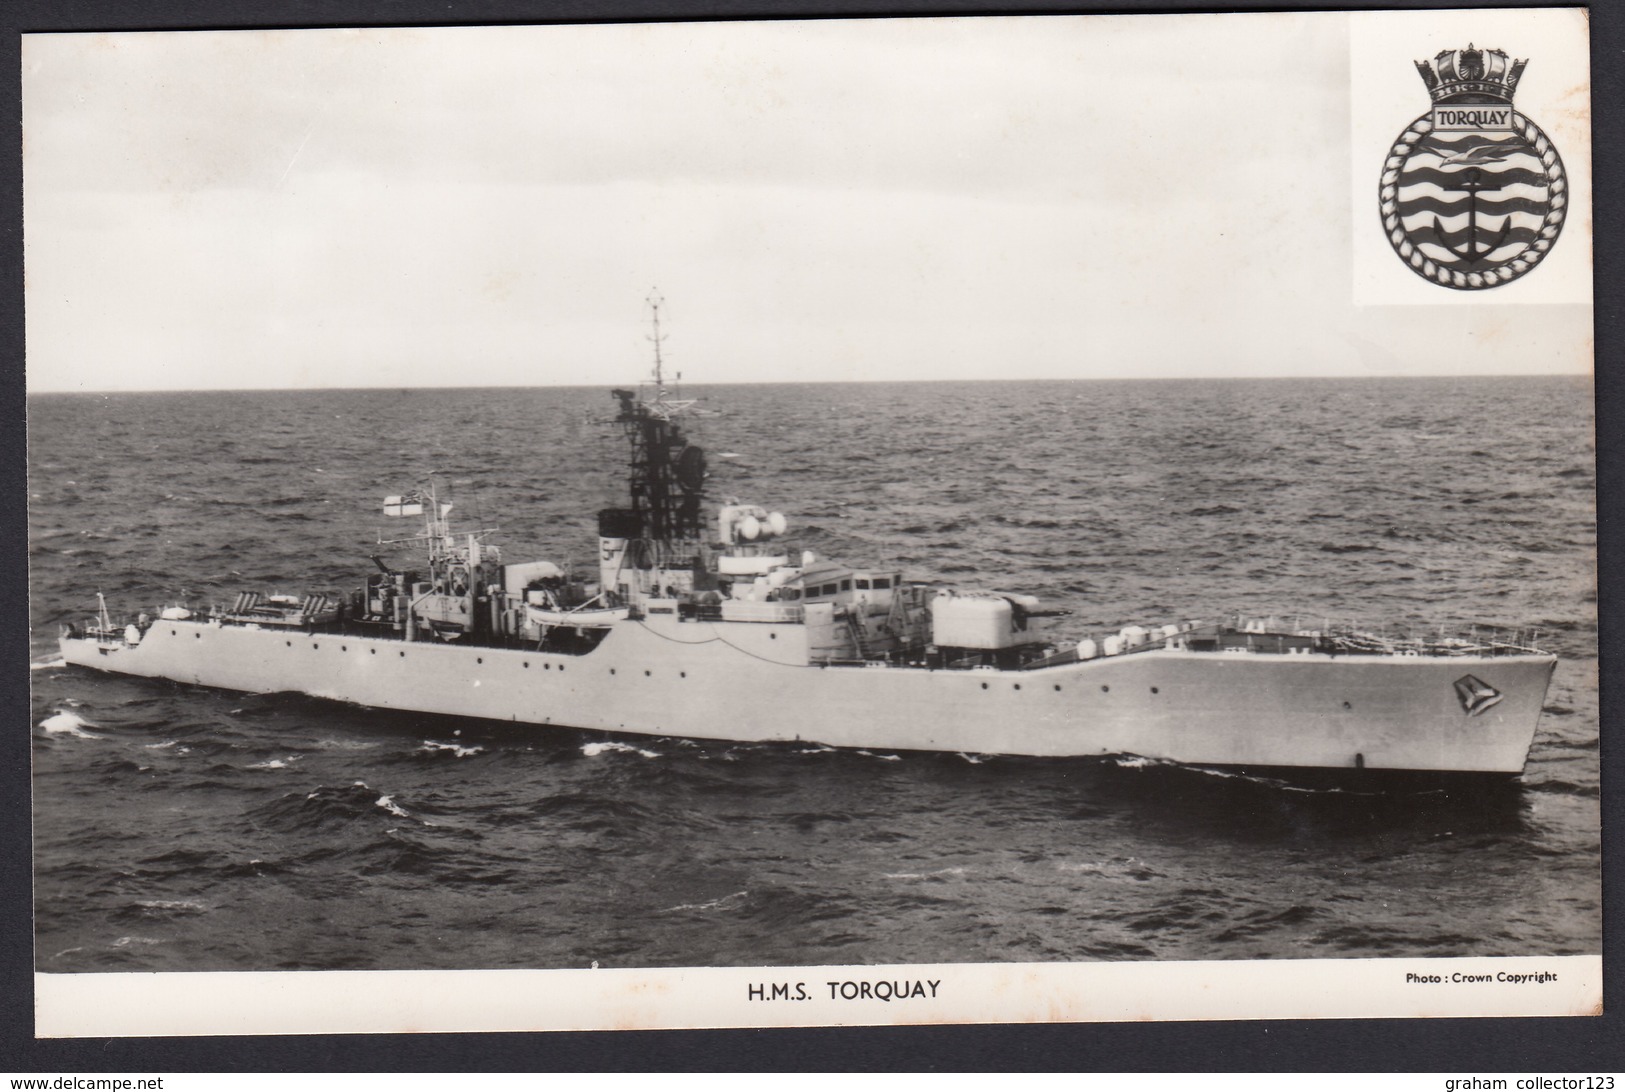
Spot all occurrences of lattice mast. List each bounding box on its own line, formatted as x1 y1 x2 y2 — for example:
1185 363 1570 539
604 293 708 574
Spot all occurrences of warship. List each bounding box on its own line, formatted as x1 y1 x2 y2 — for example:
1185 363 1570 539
57 301 1556 781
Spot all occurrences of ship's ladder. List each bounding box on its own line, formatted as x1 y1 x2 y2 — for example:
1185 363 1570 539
845 609 869 660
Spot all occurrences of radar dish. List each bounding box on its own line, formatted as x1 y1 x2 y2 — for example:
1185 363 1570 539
676 445 707 493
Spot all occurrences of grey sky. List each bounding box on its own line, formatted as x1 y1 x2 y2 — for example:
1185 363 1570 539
23 14 1593 392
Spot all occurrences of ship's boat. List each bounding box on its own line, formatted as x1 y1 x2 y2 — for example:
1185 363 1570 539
56 300 1557 783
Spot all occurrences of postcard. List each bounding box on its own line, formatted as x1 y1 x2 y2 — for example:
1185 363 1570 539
25 7 1597 1036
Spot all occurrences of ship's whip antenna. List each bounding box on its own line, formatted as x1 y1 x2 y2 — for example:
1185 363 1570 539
636 290 695 422
647 290 666 392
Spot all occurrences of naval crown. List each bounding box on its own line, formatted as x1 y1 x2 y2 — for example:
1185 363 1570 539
1415 44 1526 104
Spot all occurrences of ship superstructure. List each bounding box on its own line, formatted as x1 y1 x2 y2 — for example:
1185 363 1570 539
57 299 1557 780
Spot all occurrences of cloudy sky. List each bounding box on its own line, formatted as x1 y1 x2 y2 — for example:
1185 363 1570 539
23 12 1593 392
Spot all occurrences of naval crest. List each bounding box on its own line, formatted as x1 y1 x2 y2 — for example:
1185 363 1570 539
1378 45 1566 290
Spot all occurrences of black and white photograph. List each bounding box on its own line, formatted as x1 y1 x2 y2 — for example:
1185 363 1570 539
23 6 1600 1035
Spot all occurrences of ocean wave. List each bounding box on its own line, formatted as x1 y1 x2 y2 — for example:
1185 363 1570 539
882 867 967 881
581 741 660 759
659 890 749 913
1111 756 1163 770
40 711 98 738
376 794 411 818
247 756 298 769
419 740 485 758
131 899 210 914
248 781 411 832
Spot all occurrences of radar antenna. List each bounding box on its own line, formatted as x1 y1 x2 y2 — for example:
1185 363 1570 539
639 290 695 421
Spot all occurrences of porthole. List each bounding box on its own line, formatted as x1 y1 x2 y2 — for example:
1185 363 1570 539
285 640 291 647
769 633 777 640
1150 686 1159 694
558 665 565 672
1342 701 1352 710
1101 684 1110 693
370 649 376 655
399 651 406 658
477 657 483 664
195 633 201 640
1013 684 1021 691
312 643 319 650
644 670 651 677
680 671 687 678
1054 684 1062 692
523 661 529 669
341 645 348 652
610 668 616 675
980 682 988 690
544 663 551 670
171 630 177 636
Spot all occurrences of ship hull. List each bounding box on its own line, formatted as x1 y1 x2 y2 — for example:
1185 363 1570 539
59 615 1554 775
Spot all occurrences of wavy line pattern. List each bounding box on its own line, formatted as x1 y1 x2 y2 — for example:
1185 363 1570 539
1395 180 1550 203
1396 165 1550 189
1401 223 1541 253
1405 152 1545 175
1422 131 1524 146
1394 194 1552 218
1421 130 1532 146
1409 147 1543 165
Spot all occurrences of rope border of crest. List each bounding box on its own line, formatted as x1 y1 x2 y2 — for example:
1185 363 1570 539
1378 112 1567 290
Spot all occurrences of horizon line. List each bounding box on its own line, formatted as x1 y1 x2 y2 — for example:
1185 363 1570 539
24 371 1594 397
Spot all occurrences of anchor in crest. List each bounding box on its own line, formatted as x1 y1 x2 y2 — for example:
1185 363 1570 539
1428 166 1513 267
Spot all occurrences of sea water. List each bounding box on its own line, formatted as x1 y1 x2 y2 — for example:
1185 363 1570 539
27 377 1599 971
